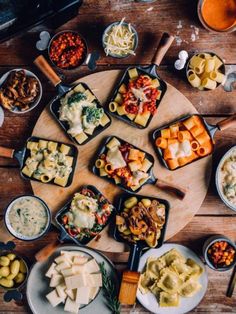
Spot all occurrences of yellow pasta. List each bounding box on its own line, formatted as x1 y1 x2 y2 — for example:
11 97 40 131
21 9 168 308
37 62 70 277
128 68 139 79
188 73 201 88
183 117 196 130
47 141 58 152
114 93 123 104
99 167 108 177
201 78 217 90
116 105 127 116
166 159 179 170
100 113 110 126
27 141 38 150
60 144 71 155
54 176 68 187
73 84 85 93
155 137 168 149
209 71 226 84
127 113 136 120
83 89 96 102
75 132 88 144
109 102 118 112
190 56 206 73
104 163 113 174
40 174 53 183
95 159 105 168
118 84 127 94
178 130 192 142
128 160 142 172
205 57 215 73
190 125 203 138
65 156 73 167
195 132 210 145
169 124 179 138
84 126 96 135
213 55 223 70
134 111 150 127
21 166 34 177
106 137 120 149
140 158 152 172
38 140 48 149
161 128 171 139
151 78 160 88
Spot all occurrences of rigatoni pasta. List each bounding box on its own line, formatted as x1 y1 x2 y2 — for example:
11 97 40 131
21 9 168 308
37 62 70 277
187 53 225 90
154 115 213 170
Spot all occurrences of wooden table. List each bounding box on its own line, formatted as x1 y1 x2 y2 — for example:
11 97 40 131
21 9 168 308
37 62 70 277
0 1 235 313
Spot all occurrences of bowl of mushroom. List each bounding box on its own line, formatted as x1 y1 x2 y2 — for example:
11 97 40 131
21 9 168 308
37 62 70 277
0 69 42 113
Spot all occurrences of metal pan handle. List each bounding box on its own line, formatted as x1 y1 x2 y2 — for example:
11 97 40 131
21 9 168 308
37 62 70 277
156 178 187 200
152 32 175 66
35 240 60 262
34 55 62 87
216 114 236 131
0 146 14 158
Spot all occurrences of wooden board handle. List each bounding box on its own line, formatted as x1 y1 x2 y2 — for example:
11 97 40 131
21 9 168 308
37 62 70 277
152 32 175 66
34 55 61 87
119 270 140 305
217 114 236 131
0 146 14 158
35 240 60 262
156 179 187 200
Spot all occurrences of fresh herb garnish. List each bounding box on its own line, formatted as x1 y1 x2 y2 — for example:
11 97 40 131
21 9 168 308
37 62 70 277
68 92 86 105
16 208 21 216
83 106 104 124
100 262 120 314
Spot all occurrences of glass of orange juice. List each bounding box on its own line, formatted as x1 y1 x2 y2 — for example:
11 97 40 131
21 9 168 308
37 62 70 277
198 0 236 33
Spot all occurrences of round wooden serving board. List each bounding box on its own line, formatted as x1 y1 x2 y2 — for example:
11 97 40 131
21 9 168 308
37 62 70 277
31 69 212 253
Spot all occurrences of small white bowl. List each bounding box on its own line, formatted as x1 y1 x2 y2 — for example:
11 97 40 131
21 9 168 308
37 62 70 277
215 145 236 212
0 68 42 114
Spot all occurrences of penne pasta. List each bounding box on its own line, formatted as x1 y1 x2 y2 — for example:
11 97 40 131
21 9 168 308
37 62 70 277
205 57 215 73
104 163 113 174
166 159 179 170
178 130 192 142
197 143 213 156
202 77 217 89
95 159 105 168
128 68 139 79
190 125 204 138
183 117 196 130
190 140 200 151
114 93 123 104
163 148 173 160
213 55 223 70
109 102 118 112
134 111 150 127
190 56 206 73
118 83 127 94
195 132 210 145
188 73 201 88
116 105 127 116
170 124 179 138
209 71 226 84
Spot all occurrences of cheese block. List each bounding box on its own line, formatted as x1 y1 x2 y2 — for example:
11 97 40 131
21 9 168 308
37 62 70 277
50 274 63 288
61 268 74 277
55 254 71 265
46 289 64 307
65 273 87 290
64 297 80 314
65 289 76 301
55 261 71 272
85 259 100 273
56 284 67 299
45 263 58 278
89 287 99 300
73 256 88 265
76 287 90 305
86 273 102 287
72 265 85 274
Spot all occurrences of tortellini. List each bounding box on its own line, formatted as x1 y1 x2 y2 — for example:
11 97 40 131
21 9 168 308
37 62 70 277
138 248 204 308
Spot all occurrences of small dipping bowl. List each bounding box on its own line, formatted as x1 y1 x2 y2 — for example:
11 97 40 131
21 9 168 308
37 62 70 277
186 51 226 91
4 195 51 241
0 69 42 114
197 0 236 33
0 251 29 296
203 235 236 271
102 21 138 58
48 30 88 70
215 145 236 212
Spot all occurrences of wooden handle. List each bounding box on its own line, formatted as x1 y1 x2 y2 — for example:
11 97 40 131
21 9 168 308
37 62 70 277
226 266 236 297
217 114 236 131
119 270 140 305
156 179 187 200
35 240 60 262
34 55 61 87
152 32 175 66
0 146 14 158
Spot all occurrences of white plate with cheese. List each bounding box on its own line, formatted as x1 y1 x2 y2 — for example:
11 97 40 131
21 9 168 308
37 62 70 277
26 245 118 314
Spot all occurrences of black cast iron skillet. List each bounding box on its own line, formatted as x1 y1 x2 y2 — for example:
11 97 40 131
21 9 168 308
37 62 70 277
92 136 187 199
34 185 115 262
114 193 169 305
107 32 174 129
34 55 111 145
114 193 169 272
153 113 236 171
0 135 78 187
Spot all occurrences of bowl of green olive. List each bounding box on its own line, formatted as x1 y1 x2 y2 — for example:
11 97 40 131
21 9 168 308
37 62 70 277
0 252 28 301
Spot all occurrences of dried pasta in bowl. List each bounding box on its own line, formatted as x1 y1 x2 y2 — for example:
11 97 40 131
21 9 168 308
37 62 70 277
187 52 226 91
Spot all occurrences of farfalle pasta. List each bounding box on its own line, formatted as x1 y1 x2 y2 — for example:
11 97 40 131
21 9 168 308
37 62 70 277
138 249 204 307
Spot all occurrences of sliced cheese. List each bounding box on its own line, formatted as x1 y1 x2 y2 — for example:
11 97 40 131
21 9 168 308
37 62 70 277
76 286 90 305
55 255 71 265
65 289 76 301
73 256 88 265
86 273 103 287
61 268 74 277
55 261 71 272
85 259 100 273
72 265 85 274
46 289 64 307
89 286 99 300
50 274 63 288
64 297 80 314
107 146 126 170
45 262 58 278
56 284 67 300
65 273 87 290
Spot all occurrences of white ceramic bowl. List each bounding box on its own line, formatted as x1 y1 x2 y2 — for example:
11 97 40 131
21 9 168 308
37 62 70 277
215 145 236 212
0 68 42 114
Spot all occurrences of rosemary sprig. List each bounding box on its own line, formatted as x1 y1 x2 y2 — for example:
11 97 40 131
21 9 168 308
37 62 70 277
100 262 120 314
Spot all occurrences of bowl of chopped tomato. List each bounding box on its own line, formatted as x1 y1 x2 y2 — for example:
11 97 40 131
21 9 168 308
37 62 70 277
203 235 236 271
48 30 87 70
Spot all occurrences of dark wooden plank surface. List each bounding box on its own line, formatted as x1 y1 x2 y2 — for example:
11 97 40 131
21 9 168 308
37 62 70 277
0 0 235 313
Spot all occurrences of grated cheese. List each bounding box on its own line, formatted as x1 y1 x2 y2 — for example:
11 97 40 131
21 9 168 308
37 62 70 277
104 18 136 57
